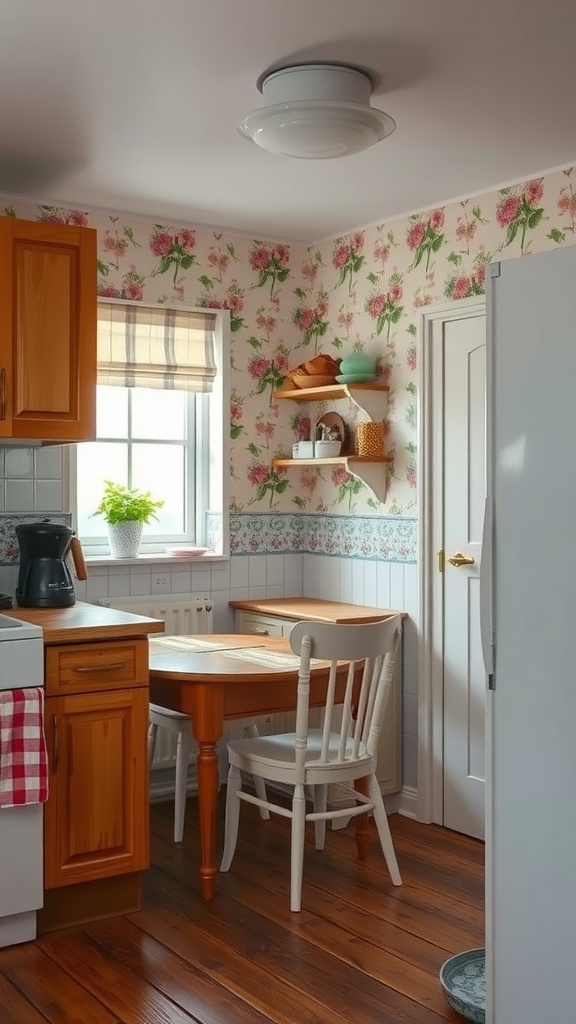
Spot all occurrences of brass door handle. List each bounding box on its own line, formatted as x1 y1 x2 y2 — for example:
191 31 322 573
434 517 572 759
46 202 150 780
447 552 475 568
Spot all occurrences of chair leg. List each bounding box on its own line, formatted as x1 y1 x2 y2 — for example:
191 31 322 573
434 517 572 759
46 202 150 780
290 783 307 912
174 730 191 843
147 722 158 764
313 784 327 850
244 723 270 820
220 765 242 872
368 774 402 886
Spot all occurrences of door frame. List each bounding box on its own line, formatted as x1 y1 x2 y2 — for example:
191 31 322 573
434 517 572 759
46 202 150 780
416 297 486 824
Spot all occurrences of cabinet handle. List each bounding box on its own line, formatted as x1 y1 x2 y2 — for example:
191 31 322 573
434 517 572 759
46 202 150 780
52 714 59 773
250 627 269 636
73 662 126 673
0 368 5 421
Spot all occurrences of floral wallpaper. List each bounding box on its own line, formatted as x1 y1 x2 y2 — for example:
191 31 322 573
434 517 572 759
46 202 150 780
2 163 576 523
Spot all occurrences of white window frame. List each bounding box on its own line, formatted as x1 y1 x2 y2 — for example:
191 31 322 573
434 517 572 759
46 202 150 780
69 301 230 561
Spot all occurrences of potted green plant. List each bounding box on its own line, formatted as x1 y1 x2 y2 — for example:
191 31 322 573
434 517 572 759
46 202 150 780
92 480 164 558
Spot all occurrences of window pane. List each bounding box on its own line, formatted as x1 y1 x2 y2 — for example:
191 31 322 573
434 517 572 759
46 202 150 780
132 443 186 535
76 442 128 537
131 389 186 441
97 386 128 438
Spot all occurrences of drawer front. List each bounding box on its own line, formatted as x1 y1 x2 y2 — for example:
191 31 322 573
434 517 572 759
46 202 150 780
45 639 148 696
236 611 285 638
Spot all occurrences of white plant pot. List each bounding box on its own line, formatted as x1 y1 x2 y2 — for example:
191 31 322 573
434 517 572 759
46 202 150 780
108 521 144 559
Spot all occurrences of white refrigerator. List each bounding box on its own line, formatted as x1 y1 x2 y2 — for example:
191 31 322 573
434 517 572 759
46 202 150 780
483 243 576 1022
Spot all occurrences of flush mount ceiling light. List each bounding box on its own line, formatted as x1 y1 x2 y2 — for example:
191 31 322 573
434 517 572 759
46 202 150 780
237 63 396 160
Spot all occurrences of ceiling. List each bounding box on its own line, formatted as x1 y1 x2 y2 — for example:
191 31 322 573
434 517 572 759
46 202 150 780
1 0 575 242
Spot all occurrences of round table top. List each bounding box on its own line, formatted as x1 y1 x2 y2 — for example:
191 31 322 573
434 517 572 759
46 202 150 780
148 633 333 683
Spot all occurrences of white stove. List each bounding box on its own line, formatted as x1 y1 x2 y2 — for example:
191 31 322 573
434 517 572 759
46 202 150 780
0 612 43 642
0 611 44 948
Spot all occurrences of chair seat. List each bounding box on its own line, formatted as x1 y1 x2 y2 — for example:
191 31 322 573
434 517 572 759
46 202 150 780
149 704 191 723
228 729 375 785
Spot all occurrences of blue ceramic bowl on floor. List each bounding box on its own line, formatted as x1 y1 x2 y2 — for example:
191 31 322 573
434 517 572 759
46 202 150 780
439 947 485 1023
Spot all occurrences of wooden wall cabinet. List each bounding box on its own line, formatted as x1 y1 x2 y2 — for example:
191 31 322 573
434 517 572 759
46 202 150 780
0 216 97 442
44 638 150 890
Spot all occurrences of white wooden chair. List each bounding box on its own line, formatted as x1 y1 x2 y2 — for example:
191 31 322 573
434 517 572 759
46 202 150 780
220 616 403 911
148 706 269 843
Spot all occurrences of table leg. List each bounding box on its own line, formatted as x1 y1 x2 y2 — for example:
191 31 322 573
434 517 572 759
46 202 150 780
354 776 370 860
196 739 220 899
191 683 225 901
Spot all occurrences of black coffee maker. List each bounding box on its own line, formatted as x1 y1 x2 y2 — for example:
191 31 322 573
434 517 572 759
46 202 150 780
15 522 87 608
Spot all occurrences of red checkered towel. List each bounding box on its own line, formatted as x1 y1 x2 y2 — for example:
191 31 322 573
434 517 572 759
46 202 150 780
0 688 48 807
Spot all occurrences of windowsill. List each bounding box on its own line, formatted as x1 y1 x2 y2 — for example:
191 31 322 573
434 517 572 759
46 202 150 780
84 553 229 567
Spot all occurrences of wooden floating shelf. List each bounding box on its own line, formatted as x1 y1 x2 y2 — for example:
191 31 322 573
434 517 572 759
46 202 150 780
273 383 389 402
272 455 391 504
273 456 391 467
273 382 389 423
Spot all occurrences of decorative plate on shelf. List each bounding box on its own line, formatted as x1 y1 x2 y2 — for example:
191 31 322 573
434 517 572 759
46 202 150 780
439 948 486 1023
315 412 345 443
335 373 377 384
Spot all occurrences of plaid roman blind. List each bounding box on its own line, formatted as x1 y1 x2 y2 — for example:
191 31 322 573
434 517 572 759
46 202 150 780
97 302 217 393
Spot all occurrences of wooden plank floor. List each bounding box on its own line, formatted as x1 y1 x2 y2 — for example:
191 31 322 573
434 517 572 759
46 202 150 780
0 799 484 1024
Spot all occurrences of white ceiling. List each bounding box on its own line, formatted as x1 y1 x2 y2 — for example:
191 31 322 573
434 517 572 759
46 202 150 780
1 0 575 242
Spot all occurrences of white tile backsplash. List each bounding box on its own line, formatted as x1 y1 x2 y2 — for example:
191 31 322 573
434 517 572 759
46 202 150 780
376 561 391 608
248 554 267 588
5 480 34 511
230 555 249 590
34 479 63 511
283 553 303 596
210 561 231 592
266 554 284 587
170 569 191 594
5 448 34 478
34 447 63 478
363 560 377 606
129 571 152 595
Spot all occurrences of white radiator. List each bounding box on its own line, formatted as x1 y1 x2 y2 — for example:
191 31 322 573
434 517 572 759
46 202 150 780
98 594 213 637
98 595 213 768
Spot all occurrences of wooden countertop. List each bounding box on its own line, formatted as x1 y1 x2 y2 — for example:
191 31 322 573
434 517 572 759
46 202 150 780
228 597 405 624
3 601 165 644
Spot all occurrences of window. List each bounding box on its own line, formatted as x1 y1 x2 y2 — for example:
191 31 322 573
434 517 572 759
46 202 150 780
74 300 229 558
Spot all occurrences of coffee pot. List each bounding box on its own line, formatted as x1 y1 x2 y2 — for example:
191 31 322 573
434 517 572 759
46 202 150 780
15 522 88 608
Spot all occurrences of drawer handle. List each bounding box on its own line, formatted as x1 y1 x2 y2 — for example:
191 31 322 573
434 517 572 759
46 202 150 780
52 714 59 773
73 662 126 673
250 627 269 636
0 368 5 421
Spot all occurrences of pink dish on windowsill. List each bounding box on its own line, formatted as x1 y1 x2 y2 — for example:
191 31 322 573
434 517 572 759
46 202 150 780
165 546 208 557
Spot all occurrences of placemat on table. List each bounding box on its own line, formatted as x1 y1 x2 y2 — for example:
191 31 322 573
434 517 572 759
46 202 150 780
149 636 234 653
218 648 316 669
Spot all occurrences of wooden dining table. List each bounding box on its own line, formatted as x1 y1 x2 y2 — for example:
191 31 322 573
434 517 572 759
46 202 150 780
148 633 367 900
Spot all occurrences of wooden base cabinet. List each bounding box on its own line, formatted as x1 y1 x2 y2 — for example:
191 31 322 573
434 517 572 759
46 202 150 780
44 687 149 889
44 638 150 890
0 216 97 442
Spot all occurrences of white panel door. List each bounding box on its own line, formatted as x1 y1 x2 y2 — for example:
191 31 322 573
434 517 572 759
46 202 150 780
442 313 486 839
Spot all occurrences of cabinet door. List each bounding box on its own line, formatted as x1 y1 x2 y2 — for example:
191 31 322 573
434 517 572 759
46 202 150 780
44 687 149 889
0 217 97 441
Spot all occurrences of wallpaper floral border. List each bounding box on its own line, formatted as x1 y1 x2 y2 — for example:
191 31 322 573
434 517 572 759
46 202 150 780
229 513 417 562
2 164 575 525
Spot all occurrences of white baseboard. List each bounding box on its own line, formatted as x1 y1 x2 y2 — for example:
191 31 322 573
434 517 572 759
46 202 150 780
396 786 418 819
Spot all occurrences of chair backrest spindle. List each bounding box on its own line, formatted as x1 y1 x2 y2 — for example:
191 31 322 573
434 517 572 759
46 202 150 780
289 617 402 771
